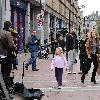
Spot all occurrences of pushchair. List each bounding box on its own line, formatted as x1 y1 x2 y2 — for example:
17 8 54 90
38 46 49 59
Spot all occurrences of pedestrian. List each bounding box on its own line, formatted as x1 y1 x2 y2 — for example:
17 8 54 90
25 30 39 71
78 37 88 74
58 36 65 51
81 31 100 84
51 39 58 58
0 21 15 88
51 47 69 88
72 32 78 64
66 32 76 74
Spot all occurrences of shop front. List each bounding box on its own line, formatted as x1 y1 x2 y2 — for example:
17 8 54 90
10 0 27 51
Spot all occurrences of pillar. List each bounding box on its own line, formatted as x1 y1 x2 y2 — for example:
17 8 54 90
1 0 5 25
54 16 56 39
43 12 50 42
5 0 11 21
25 3 30 38
0 0 2 30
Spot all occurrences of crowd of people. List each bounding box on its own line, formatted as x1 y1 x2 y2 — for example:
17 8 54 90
0 21 100 92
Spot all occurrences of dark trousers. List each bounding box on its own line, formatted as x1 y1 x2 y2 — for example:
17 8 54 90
55 67 63 86
79 53 88 73
82 53 98 81
12 57 17 69
1 56 12 88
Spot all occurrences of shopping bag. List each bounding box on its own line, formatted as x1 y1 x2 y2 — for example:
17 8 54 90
16 58 18 65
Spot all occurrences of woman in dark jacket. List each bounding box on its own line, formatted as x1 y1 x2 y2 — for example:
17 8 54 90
81 31 100 84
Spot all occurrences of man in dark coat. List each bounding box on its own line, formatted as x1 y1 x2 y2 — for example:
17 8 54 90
0 21 15 87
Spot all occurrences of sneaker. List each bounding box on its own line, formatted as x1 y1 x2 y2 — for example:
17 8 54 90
91 80 98 84
72 72 76 74
78 72 83 74
58 85 64 89
68 72 72 74
32 68 39 71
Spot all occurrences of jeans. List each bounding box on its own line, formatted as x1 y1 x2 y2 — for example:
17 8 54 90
68 50 75 72
27 51 37 70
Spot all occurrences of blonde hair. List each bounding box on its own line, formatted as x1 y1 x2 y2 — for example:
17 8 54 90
87 31 99 42
55 47 64 56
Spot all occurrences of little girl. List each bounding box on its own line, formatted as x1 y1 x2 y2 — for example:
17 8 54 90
51 47 69 87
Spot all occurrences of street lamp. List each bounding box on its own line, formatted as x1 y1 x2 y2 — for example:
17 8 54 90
65 0 71 59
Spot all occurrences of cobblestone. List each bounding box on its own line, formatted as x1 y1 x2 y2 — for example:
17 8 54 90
11 53 100 100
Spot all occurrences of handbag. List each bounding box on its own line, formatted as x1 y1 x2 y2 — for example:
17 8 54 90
97 54 100 75
16 58 18 65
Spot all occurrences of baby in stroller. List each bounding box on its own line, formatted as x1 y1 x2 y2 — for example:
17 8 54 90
38 45 49 59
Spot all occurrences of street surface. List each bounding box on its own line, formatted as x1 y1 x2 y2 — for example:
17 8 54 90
12 53 100 100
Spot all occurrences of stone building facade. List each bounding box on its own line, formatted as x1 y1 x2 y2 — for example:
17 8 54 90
0 0 81 50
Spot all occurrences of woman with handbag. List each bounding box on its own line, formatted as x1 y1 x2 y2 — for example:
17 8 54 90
81 31 100 84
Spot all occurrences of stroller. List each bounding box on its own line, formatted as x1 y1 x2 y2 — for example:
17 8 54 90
38 46 49 59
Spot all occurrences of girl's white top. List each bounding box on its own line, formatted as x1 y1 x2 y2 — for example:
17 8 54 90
51 55 68 69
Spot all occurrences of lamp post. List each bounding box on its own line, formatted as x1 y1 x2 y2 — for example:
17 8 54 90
78 5 85 39
69 0 71 35
66 0 71 59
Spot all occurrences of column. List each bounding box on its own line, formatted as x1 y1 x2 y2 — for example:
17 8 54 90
25 3 30 38
5 0 11 21
0 0 2 30
47 13 50 42
40 25 44 45
43 12 50 42
54 16 56 39
2 0 5 29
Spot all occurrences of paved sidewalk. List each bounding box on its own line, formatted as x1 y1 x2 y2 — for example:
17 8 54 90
11 53 100 100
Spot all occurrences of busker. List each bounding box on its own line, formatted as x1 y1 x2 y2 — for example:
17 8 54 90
25 30 39 71
0 21 15 88
81 31 100 84
51 47 69 88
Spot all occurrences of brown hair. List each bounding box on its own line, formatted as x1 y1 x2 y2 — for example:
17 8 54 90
88 31 99 44
86 31 100 56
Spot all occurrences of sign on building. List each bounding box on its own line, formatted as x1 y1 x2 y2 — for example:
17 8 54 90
37 10 44 30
